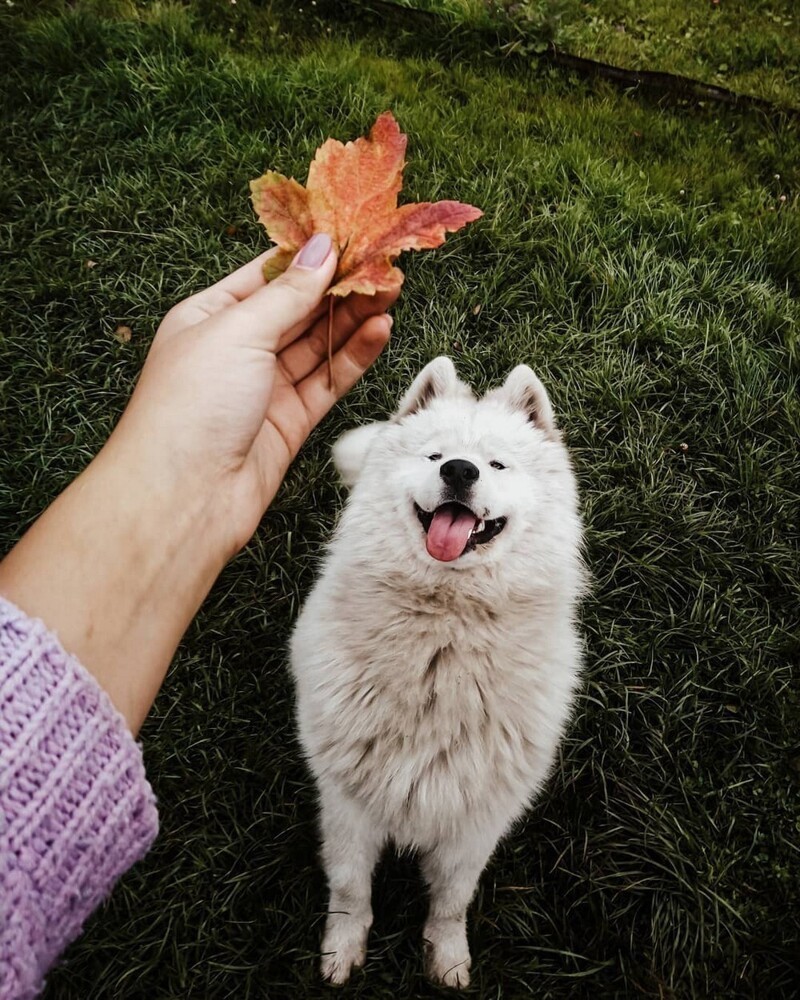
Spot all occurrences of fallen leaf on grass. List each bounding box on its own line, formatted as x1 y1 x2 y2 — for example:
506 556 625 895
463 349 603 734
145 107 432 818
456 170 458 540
113 324 132 343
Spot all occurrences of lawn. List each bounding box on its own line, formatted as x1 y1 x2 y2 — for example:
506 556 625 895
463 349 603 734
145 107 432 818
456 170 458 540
389 0 800 108
1 1 799 997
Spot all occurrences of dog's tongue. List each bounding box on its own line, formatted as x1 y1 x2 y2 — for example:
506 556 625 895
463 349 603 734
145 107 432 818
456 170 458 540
426 505 478 562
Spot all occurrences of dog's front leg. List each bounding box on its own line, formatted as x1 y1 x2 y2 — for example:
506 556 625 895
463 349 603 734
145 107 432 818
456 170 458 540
421 827 502 989
318 790 383 985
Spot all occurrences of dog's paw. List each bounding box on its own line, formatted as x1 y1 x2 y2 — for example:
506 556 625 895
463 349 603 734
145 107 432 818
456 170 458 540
320 916 370 986
423 918 471 989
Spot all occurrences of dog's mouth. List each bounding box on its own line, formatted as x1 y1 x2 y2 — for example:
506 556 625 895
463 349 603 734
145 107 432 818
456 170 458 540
415 502 507 562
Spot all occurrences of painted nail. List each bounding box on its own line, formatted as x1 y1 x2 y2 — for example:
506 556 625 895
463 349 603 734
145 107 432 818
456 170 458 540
294 232 332 269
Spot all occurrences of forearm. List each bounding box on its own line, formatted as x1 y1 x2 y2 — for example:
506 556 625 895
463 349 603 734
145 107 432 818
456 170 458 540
0 433 229 735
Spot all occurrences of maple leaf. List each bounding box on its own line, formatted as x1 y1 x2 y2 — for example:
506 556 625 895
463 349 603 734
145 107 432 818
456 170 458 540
250 111 483 298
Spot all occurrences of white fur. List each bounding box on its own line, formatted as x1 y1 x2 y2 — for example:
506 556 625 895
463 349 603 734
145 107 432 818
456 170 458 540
290 357 586 988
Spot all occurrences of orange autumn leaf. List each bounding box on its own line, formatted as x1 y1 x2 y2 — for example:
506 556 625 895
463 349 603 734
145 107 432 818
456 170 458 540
250 112 483 297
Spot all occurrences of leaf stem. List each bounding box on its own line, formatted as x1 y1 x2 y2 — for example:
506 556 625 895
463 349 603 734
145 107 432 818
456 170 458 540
327 294 335 393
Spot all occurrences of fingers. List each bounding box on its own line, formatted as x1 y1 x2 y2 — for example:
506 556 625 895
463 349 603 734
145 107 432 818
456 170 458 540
276 289 399 384
159 238 337 347
158 248 282 336
201 248 278 304
289 287 399 353
160 240 400 364
295 314 393 430
226 235 338 351
269 286 398 359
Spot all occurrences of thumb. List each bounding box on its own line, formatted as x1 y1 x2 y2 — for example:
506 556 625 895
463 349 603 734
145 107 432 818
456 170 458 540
228 234 337 350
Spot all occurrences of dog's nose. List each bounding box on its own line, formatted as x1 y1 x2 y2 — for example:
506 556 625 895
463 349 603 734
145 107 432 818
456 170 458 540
440 458 480 490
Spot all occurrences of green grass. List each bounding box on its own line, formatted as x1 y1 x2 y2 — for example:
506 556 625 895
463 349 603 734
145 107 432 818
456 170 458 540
383 0 800 108
1 2 799 997
563 0 800 108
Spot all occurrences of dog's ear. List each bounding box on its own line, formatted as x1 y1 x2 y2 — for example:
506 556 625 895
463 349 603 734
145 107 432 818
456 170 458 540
395 356 468 418
494 365 556 434
332 422 387 488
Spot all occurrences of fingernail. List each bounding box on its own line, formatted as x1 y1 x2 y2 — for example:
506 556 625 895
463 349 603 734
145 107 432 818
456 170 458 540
294 233 332 269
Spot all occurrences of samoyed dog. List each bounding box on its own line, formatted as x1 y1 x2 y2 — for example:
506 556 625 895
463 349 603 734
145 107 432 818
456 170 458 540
290 357 585 988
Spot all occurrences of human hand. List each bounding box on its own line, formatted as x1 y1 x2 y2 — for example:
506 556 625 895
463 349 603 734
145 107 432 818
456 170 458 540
0 234 395 732
111 233 395 557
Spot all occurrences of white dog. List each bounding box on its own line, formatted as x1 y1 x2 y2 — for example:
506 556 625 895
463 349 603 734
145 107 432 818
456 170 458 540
289 357 586 988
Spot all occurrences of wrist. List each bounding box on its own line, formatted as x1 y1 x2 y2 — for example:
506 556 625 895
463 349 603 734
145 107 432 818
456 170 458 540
94 428 234 567
105 404 259 562
0 434 231 734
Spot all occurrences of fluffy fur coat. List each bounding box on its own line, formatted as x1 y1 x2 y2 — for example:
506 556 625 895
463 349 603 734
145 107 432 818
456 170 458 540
290 357 585 987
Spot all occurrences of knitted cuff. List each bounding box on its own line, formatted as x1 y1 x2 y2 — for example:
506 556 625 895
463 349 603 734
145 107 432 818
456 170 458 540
0 595 159 1000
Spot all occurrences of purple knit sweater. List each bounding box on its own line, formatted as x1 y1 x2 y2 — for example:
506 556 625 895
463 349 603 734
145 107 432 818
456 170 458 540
0 596 159 1000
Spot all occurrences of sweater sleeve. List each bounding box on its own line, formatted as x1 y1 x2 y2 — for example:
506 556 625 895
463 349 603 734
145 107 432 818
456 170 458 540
0 596 159 1000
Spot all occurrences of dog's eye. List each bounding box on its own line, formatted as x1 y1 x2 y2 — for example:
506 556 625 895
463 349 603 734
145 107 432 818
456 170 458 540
427 453 443 461
489 460 507 470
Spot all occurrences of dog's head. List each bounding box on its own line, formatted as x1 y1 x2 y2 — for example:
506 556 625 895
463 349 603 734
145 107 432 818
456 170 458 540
333 357 579 573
